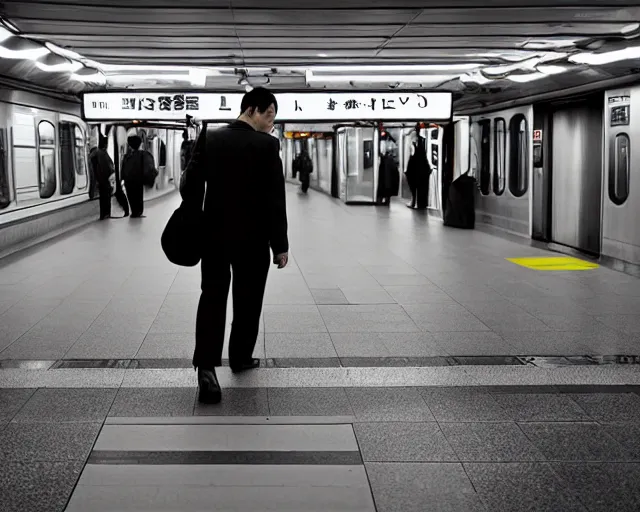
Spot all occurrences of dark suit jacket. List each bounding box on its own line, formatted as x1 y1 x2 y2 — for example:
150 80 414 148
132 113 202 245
180 120 289 257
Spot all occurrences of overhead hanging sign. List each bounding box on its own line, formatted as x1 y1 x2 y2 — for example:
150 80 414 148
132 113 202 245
82 91 453 122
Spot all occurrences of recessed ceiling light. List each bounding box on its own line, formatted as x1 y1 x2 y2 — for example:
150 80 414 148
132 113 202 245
317 53 329 58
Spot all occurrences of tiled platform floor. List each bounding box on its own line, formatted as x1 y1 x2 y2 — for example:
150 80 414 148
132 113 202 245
1 185 640 363
3 385 640 511
3 186 640 510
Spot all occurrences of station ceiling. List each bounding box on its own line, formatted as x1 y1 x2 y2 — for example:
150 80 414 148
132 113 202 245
0 0 639 111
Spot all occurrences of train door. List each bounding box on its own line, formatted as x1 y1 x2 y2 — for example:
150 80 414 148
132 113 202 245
549 97 603 255
532 108 551 241
335 126 378 203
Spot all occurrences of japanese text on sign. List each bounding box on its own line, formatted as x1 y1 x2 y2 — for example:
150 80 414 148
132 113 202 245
83 92 452 122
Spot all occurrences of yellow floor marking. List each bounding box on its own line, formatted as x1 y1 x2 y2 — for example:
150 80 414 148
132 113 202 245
506 256 599 271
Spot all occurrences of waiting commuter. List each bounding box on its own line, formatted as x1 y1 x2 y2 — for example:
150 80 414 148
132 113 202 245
121 135 157 218
293 149 313 194
180 87 289 404
180 130 195 172
89 134 115 220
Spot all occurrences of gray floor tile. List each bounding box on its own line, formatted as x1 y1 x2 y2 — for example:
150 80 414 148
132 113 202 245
600 424 640 460
551 462 640 512
65 327 147 359
355 422 457 462
475 312 552 332
67 469 376 512
194 388 269 416
596 314 640 334
492 394 590 422
94 423 358 452
441 422 546 462
420 388 510 422
432 331 518 356
569 393 640 423
330 332 393 357
109 388 196 417
465 462 587 511
341 287 395 304
365 462 486 512
384 285 454 305
404 304 490 332
264 332 337 358
346 387 435 422
268 387 354 416
0 422 102 462
263 305 327 333
12 388 116 423
0 461 84 512
135 332 194 358
311 288 349 305
536 314 613 331
319 304 419 333
519 422 632 462
0 388 36 421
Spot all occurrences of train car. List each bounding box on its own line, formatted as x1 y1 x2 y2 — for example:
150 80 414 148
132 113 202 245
462 82 640 274
0 87 91 226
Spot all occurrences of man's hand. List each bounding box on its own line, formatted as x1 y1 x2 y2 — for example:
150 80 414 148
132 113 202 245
274 253 288 269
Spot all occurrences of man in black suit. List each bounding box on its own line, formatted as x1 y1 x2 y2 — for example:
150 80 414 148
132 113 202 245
180 87 289 404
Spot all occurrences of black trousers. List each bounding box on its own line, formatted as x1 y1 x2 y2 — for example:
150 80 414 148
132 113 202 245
97 180 111 219
300 172 310 193
114 186 130 216
125 180 144 217
193 243 271 369
416 182 429 209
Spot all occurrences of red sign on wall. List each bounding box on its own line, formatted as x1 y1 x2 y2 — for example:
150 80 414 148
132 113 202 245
533 129 543 142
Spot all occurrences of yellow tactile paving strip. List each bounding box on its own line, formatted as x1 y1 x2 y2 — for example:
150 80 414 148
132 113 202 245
506 256 599 271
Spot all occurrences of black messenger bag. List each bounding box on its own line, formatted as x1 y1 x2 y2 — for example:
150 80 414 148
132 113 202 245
161 201 203 267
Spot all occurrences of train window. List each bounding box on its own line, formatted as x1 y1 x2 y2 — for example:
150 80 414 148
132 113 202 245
0 129 9 209
37 121 56 198
609 133 630 205
493 118 506 195
74 125 88 189
479 120 491 195
58 122 76 195
508 114 529 197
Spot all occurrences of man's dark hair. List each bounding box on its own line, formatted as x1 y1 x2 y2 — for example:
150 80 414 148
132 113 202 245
128 135 142 151
240 87 278 115
98 133 108 150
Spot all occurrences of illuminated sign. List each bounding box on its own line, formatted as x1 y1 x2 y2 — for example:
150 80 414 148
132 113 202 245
82 92 453 122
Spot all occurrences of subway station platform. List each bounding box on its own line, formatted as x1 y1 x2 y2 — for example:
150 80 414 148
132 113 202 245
2 186 640 511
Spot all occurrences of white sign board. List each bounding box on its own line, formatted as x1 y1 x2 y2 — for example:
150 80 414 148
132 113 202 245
82 91 453 122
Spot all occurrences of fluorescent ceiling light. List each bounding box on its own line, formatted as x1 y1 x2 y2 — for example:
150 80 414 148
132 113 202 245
507 72 549 83
0 44 49 60
189 68 207 87
308 63 480 73
621 23 640 35
460 73 493 85
107 74 193 82
523 39 578 50
306 72 453 83
0 25 12 43
537 65 566 75
36 59 83 73
1 18 20 33
71 71 106 85
570 46 640 65
45 42 84 61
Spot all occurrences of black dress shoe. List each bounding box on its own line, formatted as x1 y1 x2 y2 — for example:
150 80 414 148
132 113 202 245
197 368 221 404
230 358 260 374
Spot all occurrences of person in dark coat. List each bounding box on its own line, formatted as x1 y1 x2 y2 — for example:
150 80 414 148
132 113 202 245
376 153 400 205
293 149 313 193
89 134 115 220
180 130 194 172
121 135 156 218
405 134 432 209
180 87 289 405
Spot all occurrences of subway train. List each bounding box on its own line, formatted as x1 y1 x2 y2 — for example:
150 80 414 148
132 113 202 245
464 83 640 273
